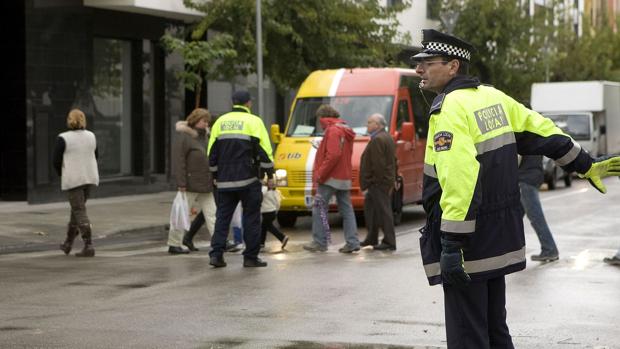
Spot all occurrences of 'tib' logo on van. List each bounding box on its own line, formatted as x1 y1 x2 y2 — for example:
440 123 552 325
278 152 302 160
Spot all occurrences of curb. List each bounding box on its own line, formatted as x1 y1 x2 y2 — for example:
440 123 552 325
0 224 168 255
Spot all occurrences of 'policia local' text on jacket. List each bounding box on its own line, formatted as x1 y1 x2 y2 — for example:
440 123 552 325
420 76 592 285
207 105 274 191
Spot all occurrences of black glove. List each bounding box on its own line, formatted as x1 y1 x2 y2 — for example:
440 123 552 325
440 237 471 288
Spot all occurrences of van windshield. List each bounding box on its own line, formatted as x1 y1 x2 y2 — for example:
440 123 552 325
544 113 591 140
287 96 394 136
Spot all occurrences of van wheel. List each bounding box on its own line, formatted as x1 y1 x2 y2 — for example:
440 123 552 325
277 212 297 228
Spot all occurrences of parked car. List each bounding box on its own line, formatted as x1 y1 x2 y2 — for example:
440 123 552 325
542 156 572 190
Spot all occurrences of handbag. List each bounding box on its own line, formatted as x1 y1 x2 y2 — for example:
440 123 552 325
169 191 190 231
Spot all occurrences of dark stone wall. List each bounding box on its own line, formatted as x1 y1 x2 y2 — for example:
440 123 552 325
0 2 27 200
20 2 182 203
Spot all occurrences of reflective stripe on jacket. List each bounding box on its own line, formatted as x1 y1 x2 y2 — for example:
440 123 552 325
207 105 274 191
420 80 593 285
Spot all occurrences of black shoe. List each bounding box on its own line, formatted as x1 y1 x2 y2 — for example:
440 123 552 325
373 242 396 251
243 257 268 267
182 239 199 252
360 240 377 247
531 252 559 262
168 246 190 255
209 255 227 268
281 235 289 249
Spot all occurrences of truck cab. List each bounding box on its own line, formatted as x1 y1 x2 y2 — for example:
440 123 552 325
531 81 620 158
270 68 434 227
542 112 596 155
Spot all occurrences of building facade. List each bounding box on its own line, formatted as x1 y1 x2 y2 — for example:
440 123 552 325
1 0 284 204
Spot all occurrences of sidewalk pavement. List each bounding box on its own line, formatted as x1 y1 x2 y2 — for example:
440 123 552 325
0 191 177 254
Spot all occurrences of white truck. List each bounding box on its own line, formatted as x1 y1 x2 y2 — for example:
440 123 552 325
531 81 620 157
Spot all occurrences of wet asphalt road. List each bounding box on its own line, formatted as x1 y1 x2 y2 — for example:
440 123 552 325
0 178 619 349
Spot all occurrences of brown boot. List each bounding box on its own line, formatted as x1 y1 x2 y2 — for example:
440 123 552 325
59 224 80 255
75 223 95 257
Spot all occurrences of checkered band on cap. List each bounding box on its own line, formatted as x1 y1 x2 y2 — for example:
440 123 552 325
425 41 471 61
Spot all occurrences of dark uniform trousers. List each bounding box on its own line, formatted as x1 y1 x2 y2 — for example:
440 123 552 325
363 184 396 246
443 275 514 349
210 181 262 260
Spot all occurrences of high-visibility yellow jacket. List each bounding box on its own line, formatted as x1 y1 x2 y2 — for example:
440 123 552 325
207 105 274 191
420 76 592 285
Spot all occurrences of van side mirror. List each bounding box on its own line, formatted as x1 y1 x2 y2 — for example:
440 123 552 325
270 124 282 144
401 122 414 142
600 125 606 135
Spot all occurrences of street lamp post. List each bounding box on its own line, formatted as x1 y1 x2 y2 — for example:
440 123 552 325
256 0 264 117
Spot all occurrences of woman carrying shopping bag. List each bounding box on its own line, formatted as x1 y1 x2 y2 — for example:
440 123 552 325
167 108 216 254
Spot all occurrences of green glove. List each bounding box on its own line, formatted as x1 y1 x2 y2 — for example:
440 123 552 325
579 156 620 193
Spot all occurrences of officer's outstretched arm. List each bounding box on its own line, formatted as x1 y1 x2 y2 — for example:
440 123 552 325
579 155 620 193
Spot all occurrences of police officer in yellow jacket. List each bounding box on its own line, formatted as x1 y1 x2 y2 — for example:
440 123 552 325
413 29 620 348
207 90 275 268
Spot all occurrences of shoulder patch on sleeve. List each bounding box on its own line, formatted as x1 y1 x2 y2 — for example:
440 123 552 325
433 131 453 152
429 93 446 115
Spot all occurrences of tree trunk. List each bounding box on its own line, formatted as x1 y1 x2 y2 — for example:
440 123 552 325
194 84 202 109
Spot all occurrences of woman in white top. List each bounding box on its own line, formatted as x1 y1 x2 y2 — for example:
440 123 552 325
53 109 99 257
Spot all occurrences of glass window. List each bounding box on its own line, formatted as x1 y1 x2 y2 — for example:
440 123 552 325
92 38 133 176
396 100 409 131
544 113 591 141
400 75 436 138
287 96 394 137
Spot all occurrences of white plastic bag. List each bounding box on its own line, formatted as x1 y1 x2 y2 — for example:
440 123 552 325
169 191 190 231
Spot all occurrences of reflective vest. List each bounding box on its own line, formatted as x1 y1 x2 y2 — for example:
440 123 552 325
207 105 274 190
420 83 592 285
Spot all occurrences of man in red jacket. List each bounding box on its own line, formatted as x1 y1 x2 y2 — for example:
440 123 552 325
303 105 361 253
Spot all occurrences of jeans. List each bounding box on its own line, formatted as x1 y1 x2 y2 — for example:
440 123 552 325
312 184 359 248
519 182 558 255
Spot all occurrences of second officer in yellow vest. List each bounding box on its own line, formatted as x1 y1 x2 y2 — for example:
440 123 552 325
207 90 275 268
413 29 620 348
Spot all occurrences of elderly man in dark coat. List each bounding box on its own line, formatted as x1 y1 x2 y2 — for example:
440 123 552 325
359 113 397 250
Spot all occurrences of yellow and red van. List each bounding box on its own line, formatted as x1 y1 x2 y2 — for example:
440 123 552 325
270 68 434 227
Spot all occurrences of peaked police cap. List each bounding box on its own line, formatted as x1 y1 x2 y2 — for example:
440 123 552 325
232 90 251 105
411 29 475 62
